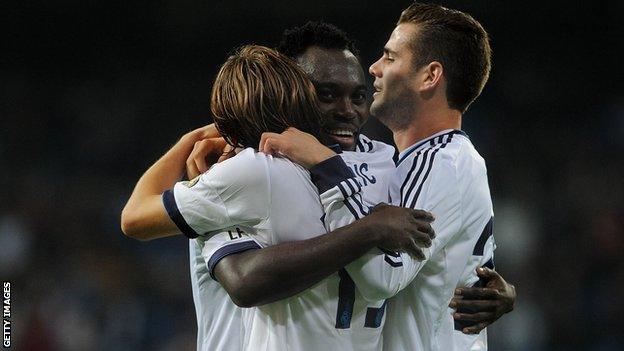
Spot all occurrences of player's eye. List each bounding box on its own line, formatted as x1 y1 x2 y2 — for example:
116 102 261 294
319 90 337 101
352 92 366 104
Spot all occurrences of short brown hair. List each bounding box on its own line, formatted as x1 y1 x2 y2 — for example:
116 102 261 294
399 2 492 112
211 45 323 148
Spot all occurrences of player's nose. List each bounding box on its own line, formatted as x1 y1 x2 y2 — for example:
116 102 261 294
369 57 382 77
334 99 358 120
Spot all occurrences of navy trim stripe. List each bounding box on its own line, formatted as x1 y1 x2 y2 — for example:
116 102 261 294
384 255 403 267
380 248 403 266
401 148 433 207
356 135 374 153
363 138 373 152
407 146 444 209
403 134 454 209
343 197 362 220
345 178 354 193
365 301 387 328
335 269 356 329
397 130 467 166
399 149 426 206
473 217 494 255
349 178 362 194
208 240 261 280
162 189 199 238
337 182 349 199
350 193 368 216
379 248 400 257
334 178 362 200
345 177 356 194
346 197 366 219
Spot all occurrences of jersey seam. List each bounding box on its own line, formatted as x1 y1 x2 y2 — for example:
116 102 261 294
207 180 234 228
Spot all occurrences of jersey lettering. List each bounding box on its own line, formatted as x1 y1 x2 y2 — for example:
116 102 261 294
352 163 377 186
227 227 245 240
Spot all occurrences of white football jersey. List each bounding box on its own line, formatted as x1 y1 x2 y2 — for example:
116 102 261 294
188 238 245 351
164 145 395 351
168 131 493 351
381 129 494 351
316 131 495 351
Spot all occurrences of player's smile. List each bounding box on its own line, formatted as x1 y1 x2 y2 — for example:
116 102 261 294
296 46 369 151
372 83 382 98
322 122 359 150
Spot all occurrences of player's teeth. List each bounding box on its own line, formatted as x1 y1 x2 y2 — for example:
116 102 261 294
330 130 353 137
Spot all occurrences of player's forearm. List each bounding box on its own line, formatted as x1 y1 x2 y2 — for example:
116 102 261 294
121 132 198 238
344 253 404 301
133 133 197 196
216 217 385 307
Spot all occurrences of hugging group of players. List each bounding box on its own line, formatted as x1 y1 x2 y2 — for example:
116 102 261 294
121 2 516 350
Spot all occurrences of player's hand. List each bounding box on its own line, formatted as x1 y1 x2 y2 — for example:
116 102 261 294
449 267 516 334
187 123 221 141
365 203 435 260
186 137 234 179
259 127 336 169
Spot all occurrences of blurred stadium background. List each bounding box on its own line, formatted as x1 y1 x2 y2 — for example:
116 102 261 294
1 1 623 350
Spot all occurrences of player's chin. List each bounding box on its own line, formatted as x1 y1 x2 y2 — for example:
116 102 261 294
370 99 383 116
328 134 356 151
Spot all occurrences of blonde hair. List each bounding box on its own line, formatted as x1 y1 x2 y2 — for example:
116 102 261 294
211 45 323 148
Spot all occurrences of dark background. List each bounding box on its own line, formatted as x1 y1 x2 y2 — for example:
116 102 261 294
2 1 623 350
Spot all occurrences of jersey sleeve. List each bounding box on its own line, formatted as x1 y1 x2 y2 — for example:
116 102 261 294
345 154 464 301
309 150 470 303
194 226 263 280
454 217 496 332
459 218 496 287
310 154 406 301
309 155 368 231
162 152 270 238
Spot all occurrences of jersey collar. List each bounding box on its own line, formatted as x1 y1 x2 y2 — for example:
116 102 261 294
396 129 468 166
327 143 343 154
327 134 374 154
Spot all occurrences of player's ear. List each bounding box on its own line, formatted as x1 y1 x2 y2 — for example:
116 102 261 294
418 61 443 93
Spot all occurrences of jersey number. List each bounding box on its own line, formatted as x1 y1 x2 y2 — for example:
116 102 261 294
335 269 387 329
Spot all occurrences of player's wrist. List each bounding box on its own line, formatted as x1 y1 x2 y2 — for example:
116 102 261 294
357 214 386 245
309 147 337 168
184 129 204 143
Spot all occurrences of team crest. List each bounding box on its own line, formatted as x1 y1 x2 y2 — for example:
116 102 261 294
184 175 201 188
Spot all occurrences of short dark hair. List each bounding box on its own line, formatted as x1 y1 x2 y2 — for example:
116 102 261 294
399 2 492 113
211 45 323 148
277 21 359 59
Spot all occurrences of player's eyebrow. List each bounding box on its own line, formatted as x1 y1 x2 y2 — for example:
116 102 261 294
383 47 397 56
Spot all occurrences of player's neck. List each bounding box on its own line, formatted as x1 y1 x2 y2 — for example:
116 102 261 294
393 107 462 152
